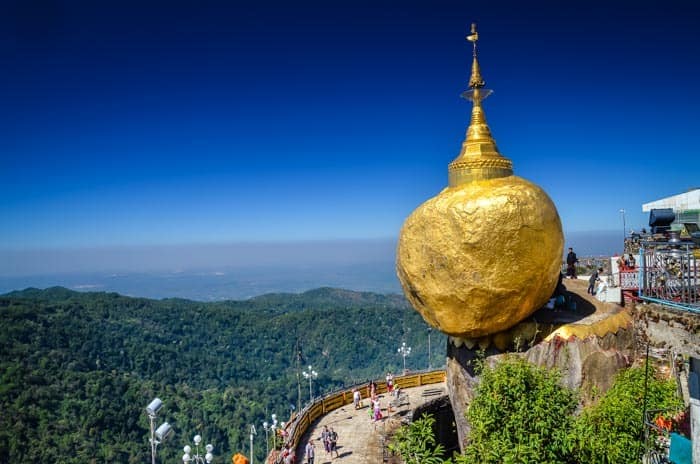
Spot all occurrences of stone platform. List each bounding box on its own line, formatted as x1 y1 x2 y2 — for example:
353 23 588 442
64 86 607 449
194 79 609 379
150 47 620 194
294 383 446 464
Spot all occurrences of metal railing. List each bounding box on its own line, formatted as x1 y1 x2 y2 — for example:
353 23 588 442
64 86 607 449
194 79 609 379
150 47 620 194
639 242 700 313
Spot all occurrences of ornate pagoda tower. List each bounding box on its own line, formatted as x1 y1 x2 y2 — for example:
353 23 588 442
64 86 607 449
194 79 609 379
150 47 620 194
397 24 564 340
396 25 634 450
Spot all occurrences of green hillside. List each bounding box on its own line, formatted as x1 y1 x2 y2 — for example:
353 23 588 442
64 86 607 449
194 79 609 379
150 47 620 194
0 287 443 463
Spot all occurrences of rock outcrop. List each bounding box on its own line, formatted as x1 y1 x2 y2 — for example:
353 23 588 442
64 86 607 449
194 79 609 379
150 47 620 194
446 283 635 450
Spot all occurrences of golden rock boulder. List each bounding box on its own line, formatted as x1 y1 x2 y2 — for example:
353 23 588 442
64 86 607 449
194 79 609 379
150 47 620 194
397 176 563 338
396 25 564 338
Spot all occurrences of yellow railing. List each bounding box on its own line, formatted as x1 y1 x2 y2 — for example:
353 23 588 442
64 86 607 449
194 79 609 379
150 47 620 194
268 369 446 463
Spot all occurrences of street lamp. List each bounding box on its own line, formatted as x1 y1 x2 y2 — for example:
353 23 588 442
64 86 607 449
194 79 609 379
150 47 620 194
262 414 278 455
146 398 173 464
270 414 282 450
262 421 270 456
620 209 626 241
182 434 214 463
271 421 277 451
302 365 318 403
249 424 256 464
398 342 412 373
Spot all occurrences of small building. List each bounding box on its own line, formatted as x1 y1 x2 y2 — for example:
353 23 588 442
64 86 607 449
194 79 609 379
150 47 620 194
643 188 700 228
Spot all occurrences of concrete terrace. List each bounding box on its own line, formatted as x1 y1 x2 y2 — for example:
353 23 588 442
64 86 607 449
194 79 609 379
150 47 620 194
293 382 446 464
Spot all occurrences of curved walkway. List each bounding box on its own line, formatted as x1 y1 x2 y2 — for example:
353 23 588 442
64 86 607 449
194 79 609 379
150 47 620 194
294 382 446 464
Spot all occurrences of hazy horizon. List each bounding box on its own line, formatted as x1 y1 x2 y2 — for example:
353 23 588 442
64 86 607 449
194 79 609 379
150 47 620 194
0 230 622 300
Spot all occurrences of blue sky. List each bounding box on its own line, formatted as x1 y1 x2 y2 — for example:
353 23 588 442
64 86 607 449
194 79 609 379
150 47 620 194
1 0 699 260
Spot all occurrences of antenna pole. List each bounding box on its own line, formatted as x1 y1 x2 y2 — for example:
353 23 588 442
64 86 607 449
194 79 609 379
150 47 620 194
296 338 302 412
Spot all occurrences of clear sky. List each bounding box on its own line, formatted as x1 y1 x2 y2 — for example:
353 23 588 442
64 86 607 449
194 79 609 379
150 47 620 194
1 0 699 259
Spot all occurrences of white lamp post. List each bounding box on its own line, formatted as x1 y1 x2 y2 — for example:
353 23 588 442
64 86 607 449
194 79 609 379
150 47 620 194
270 423 277 451
398 342 412 373
262 421 270 456
302 366 318 403
146 398 173 464
249 424 256 464
182 434 214 463
263 414 278 455
271 414 278 450
620 208 626 240
279 421 286 450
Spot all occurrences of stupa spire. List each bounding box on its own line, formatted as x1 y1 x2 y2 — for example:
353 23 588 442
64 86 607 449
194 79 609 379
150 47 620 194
448 23 513 187
467 23 485 89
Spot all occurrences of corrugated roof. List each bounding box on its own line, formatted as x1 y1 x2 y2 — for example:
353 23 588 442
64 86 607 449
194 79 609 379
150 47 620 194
642 188 700 212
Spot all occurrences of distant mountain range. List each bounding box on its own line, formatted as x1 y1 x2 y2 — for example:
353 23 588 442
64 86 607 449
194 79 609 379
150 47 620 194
0 262 402 301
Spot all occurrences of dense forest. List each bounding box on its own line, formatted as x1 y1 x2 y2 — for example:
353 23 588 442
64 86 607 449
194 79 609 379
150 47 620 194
0 286 444 463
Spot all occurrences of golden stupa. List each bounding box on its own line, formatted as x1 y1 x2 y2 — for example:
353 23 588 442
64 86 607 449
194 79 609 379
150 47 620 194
397 25 564 339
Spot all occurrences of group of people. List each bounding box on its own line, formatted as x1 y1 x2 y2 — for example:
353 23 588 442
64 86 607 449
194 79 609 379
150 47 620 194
321 426 340 459
568 246 638 296
617 253 636 270
351 374 401 425
304 425 339 463
280 443 295 464
370 373 397 422
302 375 402 463
365 379 383 422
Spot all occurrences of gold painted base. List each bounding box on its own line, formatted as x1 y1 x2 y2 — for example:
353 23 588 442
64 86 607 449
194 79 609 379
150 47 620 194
449 306 632 352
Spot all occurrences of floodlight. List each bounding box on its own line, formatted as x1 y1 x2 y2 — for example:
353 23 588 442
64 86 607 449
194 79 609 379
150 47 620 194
184 445 192 454
146 398 163 416
182 452 191 462
205 452 213 463
155 422 173 441
194 434 202 445
205 444 213 453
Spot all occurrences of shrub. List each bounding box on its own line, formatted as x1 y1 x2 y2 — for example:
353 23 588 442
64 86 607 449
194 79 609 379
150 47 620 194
570 366 683 463
459 356 577 464
389 414 450 464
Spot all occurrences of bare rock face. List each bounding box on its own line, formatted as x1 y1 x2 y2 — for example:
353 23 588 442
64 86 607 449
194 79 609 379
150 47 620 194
445 306 635 450
633 302 700 358
397 175 563 338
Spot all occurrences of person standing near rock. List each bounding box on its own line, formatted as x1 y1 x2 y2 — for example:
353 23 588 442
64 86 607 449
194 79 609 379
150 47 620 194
566 248 578 279
588 267 602 295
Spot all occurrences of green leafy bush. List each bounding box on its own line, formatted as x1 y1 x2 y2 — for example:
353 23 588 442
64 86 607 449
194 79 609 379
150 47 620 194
389 414 450 464
460 356 577 464
457 358 682 464
570 366 683 464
